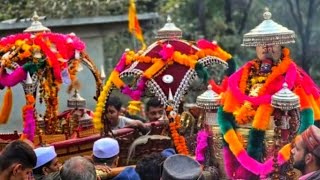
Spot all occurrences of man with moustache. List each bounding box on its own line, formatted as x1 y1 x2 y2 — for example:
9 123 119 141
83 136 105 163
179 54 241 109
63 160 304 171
291 125 320 180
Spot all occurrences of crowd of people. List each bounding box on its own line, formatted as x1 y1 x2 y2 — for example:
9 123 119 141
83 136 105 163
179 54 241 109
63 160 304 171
0 94 319 180
0 125 319 180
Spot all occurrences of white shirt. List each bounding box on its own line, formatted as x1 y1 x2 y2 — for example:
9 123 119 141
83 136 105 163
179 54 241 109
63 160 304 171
111 116 135 130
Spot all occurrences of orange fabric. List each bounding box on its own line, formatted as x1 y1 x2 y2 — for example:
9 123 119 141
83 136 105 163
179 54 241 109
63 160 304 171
309 95 320 120
223 90 240 112
294 87 312 110
224 129 244 155
252 104 273 130
143 60 166 79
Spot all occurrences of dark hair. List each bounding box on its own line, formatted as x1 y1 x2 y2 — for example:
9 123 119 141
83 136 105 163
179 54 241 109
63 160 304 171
106 96 122 111
145 97 162 112
60 156 96 180
314 154 320 167
92 154 118 166
33 159 53 175
135 153 165 180
0 140 36 171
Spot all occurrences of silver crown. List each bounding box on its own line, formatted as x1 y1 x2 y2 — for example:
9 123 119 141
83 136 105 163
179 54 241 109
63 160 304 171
67 90 86 108
196 85 221 110
271 83 300 110
156 15 182 40
24 11 51 33
242 8 295 46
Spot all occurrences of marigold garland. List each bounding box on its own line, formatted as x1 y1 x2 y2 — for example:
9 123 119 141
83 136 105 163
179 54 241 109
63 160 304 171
0 32 85 84
230 48 294 124
109 41 232 101
219 47 320 176
93 77 113 129
234 101 256 124
0 32 88 136
169 120 189 155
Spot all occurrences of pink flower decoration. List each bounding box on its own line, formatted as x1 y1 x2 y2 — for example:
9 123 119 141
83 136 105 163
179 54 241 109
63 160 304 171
197 39 218 51
195 130 209 164
159 44 174 60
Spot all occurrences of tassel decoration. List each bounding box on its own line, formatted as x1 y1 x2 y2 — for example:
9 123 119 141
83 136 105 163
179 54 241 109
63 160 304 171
0 87 13 124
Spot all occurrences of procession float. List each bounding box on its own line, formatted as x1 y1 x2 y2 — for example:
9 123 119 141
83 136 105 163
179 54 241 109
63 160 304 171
211 8 320 179
0 11 103 147
0 11 232 177
0 6 318 180
92 15 232 170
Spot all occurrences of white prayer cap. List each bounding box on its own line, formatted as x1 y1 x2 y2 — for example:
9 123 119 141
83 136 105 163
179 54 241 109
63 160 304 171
34 146 57 169
93 138 119 159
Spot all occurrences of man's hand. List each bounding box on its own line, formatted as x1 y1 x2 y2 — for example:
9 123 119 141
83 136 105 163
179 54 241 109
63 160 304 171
95 164 112 174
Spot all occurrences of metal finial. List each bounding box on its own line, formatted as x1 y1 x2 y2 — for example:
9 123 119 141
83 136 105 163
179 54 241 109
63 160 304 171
282 82 288 89
24 11 50 33
69 32 76 36
167 15 172 23
263 7 272 20
156 15 182 40
32 11 39 21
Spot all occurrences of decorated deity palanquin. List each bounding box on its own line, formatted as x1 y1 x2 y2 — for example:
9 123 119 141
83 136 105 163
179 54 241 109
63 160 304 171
215 8 320 179
0 12 103 146
92 16 234 173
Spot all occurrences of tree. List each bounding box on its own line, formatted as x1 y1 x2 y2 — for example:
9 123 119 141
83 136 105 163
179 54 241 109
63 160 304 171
284 0 319 73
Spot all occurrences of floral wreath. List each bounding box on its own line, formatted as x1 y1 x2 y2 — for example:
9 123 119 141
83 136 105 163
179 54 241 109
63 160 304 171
93 39 233 155
219 48 320 176
0 32 88 141
93 39 232 129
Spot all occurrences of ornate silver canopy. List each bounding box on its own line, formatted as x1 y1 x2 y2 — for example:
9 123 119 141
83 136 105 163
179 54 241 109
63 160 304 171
24 11 51 33
155 15 182 40
242 8 295 46
196 85 221 110
271 83 300 111
67 90 86 108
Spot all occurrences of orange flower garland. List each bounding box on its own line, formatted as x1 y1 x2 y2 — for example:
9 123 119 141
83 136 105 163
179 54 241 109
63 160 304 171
233 48 292 125
258 48 291 96
167 108 188 155
110 44 231 93
234 101 256 124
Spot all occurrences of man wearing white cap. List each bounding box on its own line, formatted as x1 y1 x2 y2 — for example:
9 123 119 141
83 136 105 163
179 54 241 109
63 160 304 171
33 146 61 180
92 137 120 168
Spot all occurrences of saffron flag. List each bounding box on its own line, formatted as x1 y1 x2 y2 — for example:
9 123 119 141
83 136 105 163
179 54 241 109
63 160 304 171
128 0 146 50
